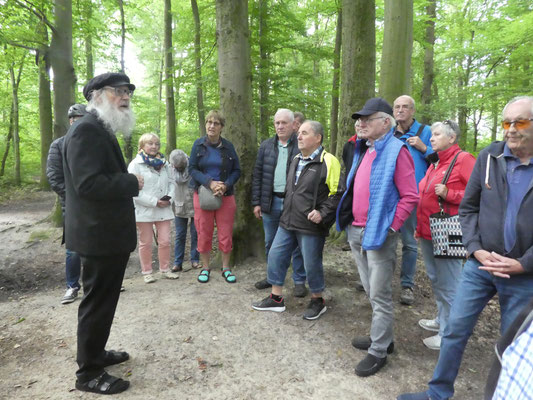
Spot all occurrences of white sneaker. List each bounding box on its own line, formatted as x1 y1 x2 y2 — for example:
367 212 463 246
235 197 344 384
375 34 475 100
161 271 179 280
418 318 440 332
61 287 79 304
143 274 156 284
423 334 442 350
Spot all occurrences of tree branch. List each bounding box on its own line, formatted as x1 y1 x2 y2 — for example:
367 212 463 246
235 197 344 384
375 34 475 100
15 0 57 34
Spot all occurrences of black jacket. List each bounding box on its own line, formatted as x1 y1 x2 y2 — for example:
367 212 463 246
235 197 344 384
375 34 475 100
46 136 66 212
251 133 300 213
62 112 139 256
459 141 533 273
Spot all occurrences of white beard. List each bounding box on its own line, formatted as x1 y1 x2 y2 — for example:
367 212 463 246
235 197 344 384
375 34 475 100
87 93 136 137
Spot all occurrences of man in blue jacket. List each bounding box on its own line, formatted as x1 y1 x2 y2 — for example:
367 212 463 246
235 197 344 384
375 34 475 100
392 95 433 306
398 96 533 400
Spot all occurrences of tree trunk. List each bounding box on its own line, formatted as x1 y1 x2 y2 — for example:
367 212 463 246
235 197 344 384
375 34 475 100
216 0 262 262
117 0 126 73
420 0 436 125
329 7 342 155
0 118 13 178
50 0 75 140
9 63 22 185
164 0 177 155
258 0 270 142
85 0 94 80
379 0 413 104
337 0 375 160
191 0 206 137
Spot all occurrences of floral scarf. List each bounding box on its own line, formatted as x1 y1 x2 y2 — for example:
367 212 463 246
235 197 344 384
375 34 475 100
140 150 165 171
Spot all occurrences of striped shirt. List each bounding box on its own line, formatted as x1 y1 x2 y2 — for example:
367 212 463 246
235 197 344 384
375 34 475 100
295 146 322 184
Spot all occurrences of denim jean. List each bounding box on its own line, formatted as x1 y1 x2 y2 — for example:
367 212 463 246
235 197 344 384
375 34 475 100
419 239 462 336
174 216 199 267
399 208 418 288
267 226 325 293
262 196 306 285
347 225 399 358
65 248 81 289
427 257 533 400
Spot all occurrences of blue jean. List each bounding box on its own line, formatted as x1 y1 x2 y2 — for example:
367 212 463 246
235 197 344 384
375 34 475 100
66 248 81 289
262 196 306 284
420 239 462 336
399 208 418 288
267 226 325 293
174 216 199 267
428 257 533 400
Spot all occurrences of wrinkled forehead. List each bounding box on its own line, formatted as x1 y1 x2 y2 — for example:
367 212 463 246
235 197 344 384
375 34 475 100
504 99 533 119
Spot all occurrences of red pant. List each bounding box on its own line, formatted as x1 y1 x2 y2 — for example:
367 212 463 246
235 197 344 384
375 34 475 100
193 192 236 254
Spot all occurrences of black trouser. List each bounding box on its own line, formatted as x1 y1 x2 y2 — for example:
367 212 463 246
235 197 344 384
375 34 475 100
76 253 129 382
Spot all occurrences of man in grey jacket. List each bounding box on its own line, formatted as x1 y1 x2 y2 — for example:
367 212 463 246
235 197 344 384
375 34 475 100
398 96 533 400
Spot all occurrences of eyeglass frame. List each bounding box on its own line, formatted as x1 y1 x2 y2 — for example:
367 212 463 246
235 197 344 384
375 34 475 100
501 118 533 130
103 86 134 98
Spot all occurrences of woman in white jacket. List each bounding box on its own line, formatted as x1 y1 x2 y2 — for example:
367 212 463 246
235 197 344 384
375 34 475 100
128 133 178 283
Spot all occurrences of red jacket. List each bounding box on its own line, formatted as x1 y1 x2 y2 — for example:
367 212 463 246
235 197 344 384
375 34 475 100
416 144 476 240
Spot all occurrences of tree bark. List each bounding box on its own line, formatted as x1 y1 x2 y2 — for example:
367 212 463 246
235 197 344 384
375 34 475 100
258 0 270 142
420 0 436 125
379 0 413 104
117 0 126 73
9 62 23 185
329 7 342 155
216 0 262 262
164 0 177 155
85 0 94 80
337 0 375 160
191 0 206 137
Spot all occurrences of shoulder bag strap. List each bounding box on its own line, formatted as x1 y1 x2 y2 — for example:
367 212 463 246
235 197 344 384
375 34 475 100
437 151 462 213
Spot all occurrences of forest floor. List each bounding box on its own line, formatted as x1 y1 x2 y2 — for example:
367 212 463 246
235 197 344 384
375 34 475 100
0 190 501 400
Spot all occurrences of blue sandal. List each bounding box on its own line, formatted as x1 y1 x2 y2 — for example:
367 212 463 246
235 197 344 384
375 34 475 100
197 269 210 283
221 268 236 283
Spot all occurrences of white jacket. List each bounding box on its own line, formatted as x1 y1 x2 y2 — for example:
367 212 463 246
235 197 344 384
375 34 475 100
127 154 175 222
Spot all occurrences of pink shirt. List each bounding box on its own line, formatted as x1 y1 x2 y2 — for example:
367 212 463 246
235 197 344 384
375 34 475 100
352 146 418 231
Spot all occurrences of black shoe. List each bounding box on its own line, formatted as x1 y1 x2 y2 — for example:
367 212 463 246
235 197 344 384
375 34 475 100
293 283 308 298
75 372 130 395
355 280 365 292
303 298 327 320
355 353 387 377
254 278 272 290
252 294 286 312
351 336 394 354
102 350 130 367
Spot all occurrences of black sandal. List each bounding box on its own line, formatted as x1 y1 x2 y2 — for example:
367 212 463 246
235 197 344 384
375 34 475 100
102 350 129 367
75 372 130 395
221 268 236 283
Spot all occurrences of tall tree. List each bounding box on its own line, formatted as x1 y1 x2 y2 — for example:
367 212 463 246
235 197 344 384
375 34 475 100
337 0 375 159
329 6 342 155
420 0 436 124
8 57 24 185
191 0 206 137
379 0 413 103
215 0 261 261
163 0 177 155
257 0 270 141
117 0 126 73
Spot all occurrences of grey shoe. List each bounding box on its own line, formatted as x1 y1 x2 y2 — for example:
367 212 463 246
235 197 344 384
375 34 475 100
252 295 286 313
355 280 365 292
61 287 79 304
293 283 308 298
254 278 272 290
418 318 440 332
400 287 415 305
303 298 327 320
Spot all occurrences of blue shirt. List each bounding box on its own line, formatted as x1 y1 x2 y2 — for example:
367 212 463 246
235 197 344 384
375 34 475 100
503 144 533 252
204 143 222 181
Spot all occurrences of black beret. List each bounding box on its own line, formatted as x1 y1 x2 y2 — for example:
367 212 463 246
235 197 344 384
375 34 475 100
83 72 136 101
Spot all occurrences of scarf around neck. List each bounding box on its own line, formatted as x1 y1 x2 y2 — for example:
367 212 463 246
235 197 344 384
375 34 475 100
140 150 165 171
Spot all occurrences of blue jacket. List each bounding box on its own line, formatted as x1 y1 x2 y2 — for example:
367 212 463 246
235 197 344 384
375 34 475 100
391 119 433 185
336 131 406 250
188 136 241 196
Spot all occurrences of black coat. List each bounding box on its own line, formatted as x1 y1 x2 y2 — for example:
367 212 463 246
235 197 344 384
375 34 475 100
251 133 300 213
62 112 139 256
46 136 66 212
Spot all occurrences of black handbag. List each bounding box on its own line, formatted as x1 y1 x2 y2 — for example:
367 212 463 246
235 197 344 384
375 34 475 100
429 152 467 259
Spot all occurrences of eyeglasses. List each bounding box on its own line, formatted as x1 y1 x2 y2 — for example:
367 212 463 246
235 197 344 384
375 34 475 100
206 120 221 127
104 86 134 98
358 116 385 125
501 119 533 130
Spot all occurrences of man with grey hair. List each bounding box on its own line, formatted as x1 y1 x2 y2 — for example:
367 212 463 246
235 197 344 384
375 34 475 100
63 72 143 394
336 97 418 377
252 108 307 296
293 111 305 132
392 95 433 306
252 120 343 320
398 96 533 400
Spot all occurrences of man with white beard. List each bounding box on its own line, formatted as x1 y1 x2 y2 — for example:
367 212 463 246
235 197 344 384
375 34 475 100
63 72 143 395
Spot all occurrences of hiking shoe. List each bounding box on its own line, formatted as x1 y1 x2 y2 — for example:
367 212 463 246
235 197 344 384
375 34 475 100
351 336 394 354
341 243 351 251
161 271 179 280
252 294 286 313
423 334 442 350
143 274 156 284
61 287 79 304
254 278 272 290
418 318 440 332
355 280 365 292
355 353 387 377
293 283 308 298
397 391 431 400
303 298 327 320
400 287 415 305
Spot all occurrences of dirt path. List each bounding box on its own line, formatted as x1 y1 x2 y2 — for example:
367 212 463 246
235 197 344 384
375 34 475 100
0 191 499 399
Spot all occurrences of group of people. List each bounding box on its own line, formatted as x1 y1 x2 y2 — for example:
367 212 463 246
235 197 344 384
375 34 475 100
50 70 533 398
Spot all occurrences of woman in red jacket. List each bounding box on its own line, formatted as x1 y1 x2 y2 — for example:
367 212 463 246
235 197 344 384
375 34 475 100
416 120 476 350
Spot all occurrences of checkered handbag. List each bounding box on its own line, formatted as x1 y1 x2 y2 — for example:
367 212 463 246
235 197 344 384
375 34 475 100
429 152 467 259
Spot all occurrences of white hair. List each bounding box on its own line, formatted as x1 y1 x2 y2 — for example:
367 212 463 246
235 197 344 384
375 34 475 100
377 111 396 129
502 96 533 118
86 89 136 137
274 108 294 122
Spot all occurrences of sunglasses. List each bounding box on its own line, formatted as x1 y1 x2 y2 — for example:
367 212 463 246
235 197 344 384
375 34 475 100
501 119 533 130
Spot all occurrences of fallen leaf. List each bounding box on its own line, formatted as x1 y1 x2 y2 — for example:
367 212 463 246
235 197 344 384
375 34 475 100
13 318 25 325
197 357 207 371
13 344 20 349
183 336 193 343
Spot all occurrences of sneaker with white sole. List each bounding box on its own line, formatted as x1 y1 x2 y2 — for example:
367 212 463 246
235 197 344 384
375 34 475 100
418 318 440 332
422 334 442 350
303 298 327 320
61 287 79 304
252 294 286 313
143 274 156 284
161 271 179 279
